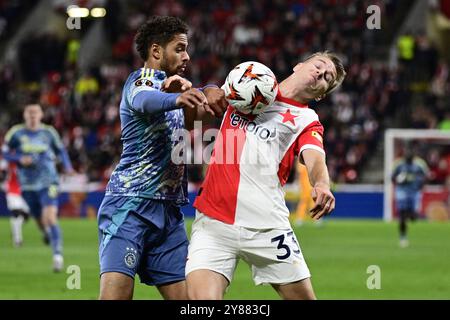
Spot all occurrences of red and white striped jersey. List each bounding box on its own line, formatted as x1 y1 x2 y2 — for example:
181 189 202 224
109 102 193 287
194 92 325 228
0 160 21 195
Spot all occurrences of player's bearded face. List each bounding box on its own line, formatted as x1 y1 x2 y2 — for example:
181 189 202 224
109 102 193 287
160 33 190 77
294 56 337 100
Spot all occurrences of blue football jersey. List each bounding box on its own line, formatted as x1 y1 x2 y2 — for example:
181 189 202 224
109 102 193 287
106 68 188 205
392 157 429 192
2 124 72 191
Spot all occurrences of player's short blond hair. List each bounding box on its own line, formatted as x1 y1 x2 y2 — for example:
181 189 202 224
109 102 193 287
304 51 346 95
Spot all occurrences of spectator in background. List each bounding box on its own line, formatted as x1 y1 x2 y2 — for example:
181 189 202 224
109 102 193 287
397 31 415 86
413 33 439 84
438 112 450 131
75 71 100 97
294 163 315 226
66 36 81 66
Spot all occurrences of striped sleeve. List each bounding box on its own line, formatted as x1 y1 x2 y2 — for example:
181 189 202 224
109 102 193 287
47 126 73 171
297 121 325 162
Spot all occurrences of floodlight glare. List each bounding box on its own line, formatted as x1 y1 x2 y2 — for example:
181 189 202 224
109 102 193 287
91 8 107 18
67 6 89 18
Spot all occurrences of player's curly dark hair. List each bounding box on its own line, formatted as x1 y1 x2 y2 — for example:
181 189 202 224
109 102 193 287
135 16 189 61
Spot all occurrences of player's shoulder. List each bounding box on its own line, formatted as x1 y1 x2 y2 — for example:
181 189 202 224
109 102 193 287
125 68 167 104
413 157 429 170
5 124 25 141
127 68 166 91
392 158 405 169
41 124 61 138
41 124 58 133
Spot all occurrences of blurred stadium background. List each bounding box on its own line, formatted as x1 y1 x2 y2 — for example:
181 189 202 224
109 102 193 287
0 0 449 299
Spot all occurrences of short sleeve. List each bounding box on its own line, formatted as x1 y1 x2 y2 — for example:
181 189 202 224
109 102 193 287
296 121 325 163
128 78 158 108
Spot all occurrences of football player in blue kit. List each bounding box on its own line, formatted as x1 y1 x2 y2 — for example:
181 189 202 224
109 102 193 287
392 145 429 247
2 103 74 272
97 16 227 299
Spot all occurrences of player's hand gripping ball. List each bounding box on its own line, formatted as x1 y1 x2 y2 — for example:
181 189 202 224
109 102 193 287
222 61 278 115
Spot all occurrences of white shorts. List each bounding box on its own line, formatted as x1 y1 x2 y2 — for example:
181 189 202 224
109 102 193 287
186 211 311 286
6 193 30 213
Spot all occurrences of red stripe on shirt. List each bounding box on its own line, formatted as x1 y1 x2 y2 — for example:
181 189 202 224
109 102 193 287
6 163 21 195
277 120 324 186
194 106 248 224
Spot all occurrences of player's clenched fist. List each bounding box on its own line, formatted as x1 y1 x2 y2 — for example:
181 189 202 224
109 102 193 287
310 182 335 220
19 155 34 167
203 87 227 117
176 88 208 110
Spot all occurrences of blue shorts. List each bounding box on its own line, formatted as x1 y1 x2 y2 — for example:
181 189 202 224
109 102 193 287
22 185 59 218
395 189 421 213
98 196 188 286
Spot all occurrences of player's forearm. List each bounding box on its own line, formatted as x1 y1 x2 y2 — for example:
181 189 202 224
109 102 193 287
184 106 197 131
308 160 330 188
1 145 21 163
59 148 74 172
303 150 330 188
2 152 21 163
133 90 181 114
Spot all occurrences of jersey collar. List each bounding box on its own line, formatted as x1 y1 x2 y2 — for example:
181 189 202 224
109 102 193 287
139 68 167 81
275 91 309 108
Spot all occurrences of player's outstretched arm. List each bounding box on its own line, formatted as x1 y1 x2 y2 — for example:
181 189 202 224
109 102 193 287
302 149 335 220
133 89 181 114
1 132 32 166
2 144 21 163
2 148 33 167
48 126 74 174
133 86 207 116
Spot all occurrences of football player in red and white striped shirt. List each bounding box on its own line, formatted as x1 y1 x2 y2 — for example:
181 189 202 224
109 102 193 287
186 52 346 300
0 160 30 247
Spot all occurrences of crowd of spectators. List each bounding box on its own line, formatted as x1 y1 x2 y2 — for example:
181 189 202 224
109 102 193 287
0 0 36 41
0 0 449 186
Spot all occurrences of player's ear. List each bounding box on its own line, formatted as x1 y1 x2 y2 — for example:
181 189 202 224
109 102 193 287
150 43 161 60
315 94 325 102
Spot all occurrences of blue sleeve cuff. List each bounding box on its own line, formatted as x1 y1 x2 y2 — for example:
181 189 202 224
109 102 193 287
61 151 73 172
199 84 219 92
2 152 21 163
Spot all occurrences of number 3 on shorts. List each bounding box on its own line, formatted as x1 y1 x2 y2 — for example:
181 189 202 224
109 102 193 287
271 231 301 260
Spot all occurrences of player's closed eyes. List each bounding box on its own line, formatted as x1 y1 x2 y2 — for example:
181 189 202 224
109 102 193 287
314 65 324 80
314 63 331 82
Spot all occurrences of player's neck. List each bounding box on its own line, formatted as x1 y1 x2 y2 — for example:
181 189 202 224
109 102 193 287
143 61 162 72
278 81 310 104
26 124 41 131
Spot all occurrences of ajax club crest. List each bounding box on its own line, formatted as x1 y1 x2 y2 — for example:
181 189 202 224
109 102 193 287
124 247 137 268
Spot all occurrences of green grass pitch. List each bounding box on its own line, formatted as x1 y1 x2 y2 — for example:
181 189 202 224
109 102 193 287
0 217 449 299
